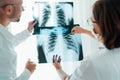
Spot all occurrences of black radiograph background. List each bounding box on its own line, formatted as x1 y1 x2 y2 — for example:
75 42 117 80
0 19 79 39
32 2 83 63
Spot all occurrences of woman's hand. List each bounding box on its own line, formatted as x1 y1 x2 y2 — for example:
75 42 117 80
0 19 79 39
71 26 86 34
71 26 94 38
53 55 68 80
53 55 62 70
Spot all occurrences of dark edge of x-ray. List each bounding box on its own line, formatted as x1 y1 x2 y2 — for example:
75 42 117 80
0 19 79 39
32 19 74 36
32 23 80 36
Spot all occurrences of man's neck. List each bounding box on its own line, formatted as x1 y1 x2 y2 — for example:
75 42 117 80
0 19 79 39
0 20 10 27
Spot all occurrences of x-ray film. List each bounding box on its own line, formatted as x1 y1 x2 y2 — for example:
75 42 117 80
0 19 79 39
32 1 83 63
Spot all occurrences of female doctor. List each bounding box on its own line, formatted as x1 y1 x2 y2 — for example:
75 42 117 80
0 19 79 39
53 0 120 80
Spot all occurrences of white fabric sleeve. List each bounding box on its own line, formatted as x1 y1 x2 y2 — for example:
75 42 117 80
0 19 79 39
56 69 68 80
66 59 99 80
13 29 31 46
15 69 31 80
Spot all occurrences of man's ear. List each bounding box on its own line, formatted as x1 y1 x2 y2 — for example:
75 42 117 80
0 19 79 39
5 5 13 15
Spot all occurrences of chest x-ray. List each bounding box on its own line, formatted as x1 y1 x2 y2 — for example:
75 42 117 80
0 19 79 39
32 1 83 63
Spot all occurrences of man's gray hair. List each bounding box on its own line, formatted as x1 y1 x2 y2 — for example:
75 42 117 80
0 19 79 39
0 0 16 6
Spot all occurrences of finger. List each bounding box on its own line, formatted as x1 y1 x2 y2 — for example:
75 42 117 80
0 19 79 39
27 59 35 64
71 29 74 32
55 54 58 58
33 20 37 25
27 58 31 62
53 55 55 63
32 20 37 25
71 30 76 34
32 19 36 23
71 29 75 33
55 54 58 62
53 54 57 63
58 56 61 63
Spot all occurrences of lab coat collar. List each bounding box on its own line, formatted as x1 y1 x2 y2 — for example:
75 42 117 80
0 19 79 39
0 24 14 42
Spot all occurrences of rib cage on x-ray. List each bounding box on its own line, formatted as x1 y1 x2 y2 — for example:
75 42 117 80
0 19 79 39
33 2 83 63
47 35 57 53
56 5 66 26
41 4 51 27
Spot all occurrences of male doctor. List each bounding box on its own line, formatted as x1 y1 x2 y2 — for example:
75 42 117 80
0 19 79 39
0 0 36 80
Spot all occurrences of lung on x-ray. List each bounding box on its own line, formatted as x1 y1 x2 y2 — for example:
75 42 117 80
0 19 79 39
32 1 83 63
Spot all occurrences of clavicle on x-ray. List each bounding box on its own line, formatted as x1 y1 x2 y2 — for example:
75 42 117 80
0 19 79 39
32 1 83 63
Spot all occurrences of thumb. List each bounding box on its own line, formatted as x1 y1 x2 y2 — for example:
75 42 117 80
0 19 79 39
27 58 31 62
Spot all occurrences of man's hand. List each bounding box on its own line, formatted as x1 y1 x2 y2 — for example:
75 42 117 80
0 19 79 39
27 20 37 32
25 59 36 74
53 55 62 70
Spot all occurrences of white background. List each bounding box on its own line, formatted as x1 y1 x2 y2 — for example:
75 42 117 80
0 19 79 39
10 0 98 80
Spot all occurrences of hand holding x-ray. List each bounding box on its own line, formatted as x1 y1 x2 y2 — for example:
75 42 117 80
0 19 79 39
53 55 62 70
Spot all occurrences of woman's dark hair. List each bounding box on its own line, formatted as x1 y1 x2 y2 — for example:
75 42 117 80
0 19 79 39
93 0 120 49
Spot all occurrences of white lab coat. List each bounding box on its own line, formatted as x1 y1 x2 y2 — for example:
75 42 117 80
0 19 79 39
57 46 120 80
0 24 31 80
